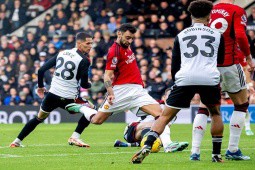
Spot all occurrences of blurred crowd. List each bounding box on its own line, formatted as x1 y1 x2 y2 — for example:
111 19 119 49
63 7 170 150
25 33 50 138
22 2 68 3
0 0 255 107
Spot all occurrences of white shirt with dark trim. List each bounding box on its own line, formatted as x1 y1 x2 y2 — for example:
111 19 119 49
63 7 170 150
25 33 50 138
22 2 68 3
171 23 225 86
37 48 91 99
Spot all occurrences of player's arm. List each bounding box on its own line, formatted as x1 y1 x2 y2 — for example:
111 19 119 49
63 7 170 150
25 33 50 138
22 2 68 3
77 58 91 89
234 9 255 71
104 70 115 105
217 34 225 64
37 55 57 98
104 47 118 105
171 36 181 82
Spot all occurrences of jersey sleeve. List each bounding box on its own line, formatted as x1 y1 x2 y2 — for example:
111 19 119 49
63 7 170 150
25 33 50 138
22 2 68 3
77 58 91 89
217 34 225 64
105 46 119 70
171 36 181 82
234 8 250 56
38 55 57 88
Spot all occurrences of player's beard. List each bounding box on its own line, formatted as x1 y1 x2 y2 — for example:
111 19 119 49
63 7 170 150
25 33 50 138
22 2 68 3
120 39 129 48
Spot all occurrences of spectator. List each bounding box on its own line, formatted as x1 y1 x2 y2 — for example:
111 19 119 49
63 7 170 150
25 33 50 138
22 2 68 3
148 75 167 101
24 32 37 50
35 20 48 39
0 11 11 36
53 10 68 29
3 88 20 105
107 16 117 34
90 74 105 99
9 0 26 30
95 9 109 26
79 10 91 29
248 7 255 26
1 82 11 103
63 34 75 49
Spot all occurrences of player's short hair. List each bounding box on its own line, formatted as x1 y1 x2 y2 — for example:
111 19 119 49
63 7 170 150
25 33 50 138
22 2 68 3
188 0 213 19
118 23 137 34
76 32 92 42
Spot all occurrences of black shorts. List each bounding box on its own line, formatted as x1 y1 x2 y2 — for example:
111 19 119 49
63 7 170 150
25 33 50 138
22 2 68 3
123 122 140 143
41 92 85 113
166 85 221 108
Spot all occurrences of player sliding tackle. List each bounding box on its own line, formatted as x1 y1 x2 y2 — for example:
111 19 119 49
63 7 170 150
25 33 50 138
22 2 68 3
131 0 225 163
66 23 163 143
114 89 189 153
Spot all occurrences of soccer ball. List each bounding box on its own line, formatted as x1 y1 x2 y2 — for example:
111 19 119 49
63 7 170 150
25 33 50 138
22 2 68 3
140 136 162 153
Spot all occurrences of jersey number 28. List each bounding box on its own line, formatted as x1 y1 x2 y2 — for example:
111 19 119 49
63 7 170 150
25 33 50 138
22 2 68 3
55 57 76 80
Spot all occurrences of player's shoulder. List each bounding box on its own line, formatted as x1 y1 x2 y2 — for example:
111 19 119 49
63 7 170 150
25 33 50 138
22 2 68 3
215 3 245 14
108 42 122 56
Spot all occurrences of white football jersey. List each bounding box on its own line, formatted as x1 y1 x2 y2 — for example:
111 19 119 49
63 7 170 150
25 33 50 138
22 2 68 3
49 48 84 99
175 23 222 86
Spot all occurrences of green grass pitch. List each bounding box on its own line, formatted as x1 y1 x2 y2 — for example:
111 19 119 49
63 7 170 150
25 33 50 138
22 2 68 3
0 123 254 170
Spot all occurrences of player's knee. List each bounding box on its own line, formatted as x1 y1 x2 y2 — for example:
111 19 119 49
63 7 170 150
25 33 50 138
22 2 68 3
234 102 249 112
91 117 104 125
197 107 209 116
36 116 46 123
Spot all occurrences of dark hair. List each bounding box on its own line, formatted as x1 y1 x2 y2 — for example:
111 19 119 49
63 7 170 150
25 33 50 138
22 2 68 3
76 32 92 41
188 0 213 19
118 23 137 34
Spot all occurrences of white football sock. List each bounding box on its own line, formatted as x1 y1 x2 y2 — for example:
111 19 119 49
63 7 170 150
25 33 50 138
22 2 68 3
13 138 21 144
191 114 208 154
71 132 80 139
79 106 97 121
160 125 172 149
245 111 251 131
228 111 246 153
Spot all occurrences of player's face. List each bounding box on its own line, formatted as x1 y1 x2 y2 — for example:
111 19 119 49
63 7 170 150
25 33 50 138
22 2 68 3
119 31 134 48
79 38 93 54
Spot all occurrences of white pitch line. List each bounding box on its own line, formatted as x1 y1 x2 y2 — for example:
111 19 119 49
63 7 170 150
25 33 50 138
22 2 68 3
1 147 255 159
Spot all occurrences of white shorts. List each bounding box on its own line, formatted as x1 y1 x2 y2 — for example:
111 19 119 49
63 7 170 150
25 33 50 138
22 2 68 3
218 64 246 93
98 84 158 114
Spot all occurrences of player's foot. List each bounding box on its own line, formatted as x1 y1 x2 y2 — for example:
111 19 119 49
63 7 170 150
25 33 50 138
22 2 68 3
131 145 151 164
68 138 90 148
164 142 189 153
225 149 250 160
114 139 129 147
10 142 24 148
65 103 82 113
190 153 200 161
245 130 254 136
212 155 224 162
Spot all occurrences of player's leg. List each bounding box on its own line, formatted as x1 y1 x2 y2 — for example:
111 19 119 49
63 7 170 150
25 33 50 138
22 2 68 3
245 110 254 135
131 86 194 163
200 85 223 162
191 101 209 160
219 64 250 160
226 89 250 160
10 92 58 147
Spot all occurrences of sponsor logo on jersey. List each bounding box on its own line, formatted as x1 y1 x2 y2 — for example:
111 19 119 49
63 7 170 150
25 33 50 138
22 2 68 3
104 104 109 109
125 53 136 64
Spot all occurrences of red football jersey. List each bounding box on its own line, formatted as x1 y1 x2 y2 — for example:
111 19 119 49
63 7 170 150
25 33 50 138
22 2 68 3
209 3 250 66
105 42 143 87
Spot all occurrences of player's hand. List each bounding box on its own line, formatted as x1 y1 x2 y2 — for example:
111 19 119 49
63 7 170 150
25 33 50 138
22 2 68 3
246 56 255 72
107 94 115 105
36 87 46 99
248 83 255 94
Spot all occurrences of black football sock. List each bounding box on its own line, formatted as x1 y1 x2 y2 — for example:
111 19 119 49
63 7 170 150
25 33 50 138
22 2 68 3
212 136 223 155
17 117 44 141
144 130 159 148
141 128 150 138
74 115 90 134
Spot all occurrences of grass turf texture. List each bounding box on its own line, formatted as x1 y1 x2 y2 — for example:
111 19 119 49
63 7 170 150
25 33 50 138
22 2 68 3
0 123 254 170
